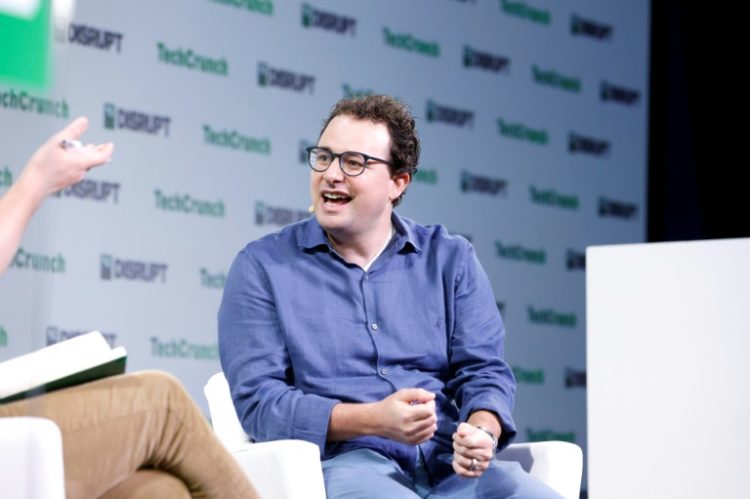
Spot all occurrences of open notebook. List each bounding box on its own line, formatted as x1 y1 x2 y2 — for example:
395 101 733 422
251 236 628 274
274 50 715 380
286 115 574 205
0 331 127 403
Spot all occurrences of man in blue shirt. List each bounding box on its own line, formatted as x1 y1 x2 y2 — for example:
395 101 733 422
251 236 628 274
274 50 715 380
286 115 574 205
219 95 561 498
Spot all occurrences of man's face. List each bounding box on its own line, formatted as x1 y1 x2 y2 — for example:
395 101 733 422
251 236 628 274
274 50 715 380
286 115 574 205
310 114 409 240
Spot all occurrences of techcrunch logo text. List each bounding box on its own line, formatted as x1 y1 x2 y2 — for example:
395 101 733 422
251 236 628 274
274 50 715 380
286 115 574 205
46 326 117 348
426 100 474 128
302 4 356 35
100 254 167 283
0 89 69 118
209 0 273 16
601 81 640 106
383 27 440 57
512 366 545 385
104 103 171 137
150 337 219 360
532 65 581 93
495 241 546 265
157 42 228 76
461 171 507 196
255 201 309 227
527 306 577 328
413 168 438 185
0 326 7 348
497 118 548 145
566 249 586 271
68 23 123 52
203 124 271 154
200 268 226 289
569 132 610 157
342 83 374 99
11 248 65 273
1 166 12 188
565 367 586 388
53 179 120 203
526 428 576 443
154 190 225 218
258 62 315 93
529 185 579 211
463 46 510 73
598 196 638 220
571 14 612 41
500 0 550 25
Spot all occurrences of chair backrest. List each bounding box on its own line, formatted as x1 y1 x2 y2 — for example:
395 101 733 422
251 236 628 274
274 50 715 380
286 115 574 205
203 372 251 452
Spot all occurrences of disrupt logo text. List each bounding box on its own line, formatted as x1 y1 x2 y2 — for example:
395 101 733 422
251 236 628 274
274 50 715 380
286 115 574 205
100 254 168 283
255 201 310 226
302 4 356 35
46 326 117 348
104 103 171 137
258 62 315 93
68 23 123 52
569 132 610 156
53 179 120 203
601 81 640 106
598 197 638 220
426 100 474 128
571 14 612 41
566 249 586 271
565 367 586 388
463 45 510 73
461 171 507 196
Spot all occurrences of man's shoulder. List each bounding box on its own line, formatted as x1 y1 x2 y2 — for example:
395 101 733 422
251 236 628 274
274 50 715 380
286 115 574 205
397 214 473 254
237 217 315 261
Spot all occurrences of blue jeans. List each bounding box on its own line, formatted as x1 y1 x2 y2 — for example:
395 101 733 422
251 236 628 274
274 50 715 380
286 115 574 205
322 448 565 499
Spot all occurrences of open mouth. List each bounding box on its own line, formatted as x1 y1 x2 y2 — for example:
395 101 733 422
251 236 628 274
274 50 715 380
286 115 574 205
322 192 352 206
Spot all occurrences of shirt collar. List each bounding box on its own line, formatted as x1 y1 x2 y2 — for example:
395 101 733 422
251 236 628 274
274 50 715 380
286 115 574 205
298 212 421 254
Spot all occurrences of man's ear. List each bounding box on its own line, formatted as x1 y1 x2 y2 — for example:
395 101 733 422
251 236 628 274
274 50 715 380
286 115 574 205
390 172 411 201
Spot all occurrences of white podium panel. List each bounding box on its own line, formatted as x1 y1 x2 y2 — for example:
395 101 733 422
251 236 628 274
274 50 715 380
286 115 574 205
586 238 750 499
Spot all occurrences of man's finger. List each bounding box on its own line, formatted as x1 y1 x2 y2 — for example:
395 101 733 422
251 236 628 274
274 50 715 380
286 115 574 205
395 388 435 403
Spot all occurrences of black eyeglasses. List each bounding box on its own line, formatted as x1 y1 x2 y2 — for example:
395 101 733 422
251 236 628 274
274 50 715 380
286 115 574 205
306 146 392 177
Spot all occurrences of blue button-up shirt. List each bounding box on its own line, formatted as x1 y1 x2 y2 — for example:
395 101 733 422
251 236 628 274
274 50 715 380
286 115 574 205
218 213 516 482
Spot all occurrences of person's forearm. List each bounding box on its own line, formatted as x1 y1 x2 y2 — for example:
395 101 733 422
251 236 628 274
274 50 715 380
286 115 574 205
327 401 380 441
0 175 46 274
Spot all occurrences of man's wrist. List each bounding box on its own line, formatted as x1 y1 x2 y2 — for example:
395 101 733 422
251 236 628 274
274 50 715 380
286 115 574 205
473 424 498 452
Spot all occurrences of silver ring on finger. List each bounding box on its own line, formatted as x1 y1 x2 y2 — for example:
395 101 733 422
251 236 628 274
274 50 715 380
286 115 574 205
469 458 477 471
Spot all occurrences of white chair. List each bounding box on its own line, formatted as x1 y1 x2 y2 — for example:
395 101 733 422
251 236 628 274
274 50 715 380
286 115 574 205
204 372 583 499
0 417 66 499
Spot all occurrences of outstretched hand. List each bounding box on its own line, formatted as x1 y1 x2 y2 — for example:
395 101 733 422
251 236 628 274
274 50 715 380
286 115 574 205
21 116 114 198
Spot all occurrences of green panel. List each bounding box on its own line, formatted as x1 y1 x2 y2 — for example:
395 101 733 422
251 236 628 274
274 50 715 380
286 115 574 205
0 0 51 89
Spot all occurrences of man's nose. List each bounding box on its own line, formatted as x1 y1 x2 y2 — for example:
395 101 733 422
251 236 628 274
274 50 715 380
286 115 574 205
323 157 344 182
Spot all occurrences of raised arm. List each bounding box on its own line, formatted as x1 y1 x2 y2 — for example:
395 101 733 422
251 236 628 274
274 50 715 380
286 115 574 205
0 117 113 274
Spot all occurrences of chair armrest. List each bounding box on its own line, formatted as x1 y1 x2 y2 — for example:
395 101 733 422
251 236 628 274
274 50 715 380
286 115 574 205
496 441 582 499
231 439 326 499
0 417 65 499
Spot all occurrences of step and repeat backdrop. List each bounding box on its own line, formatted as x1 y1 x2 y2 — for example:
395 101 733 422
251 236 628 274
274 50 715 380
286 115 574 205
1 0 650 489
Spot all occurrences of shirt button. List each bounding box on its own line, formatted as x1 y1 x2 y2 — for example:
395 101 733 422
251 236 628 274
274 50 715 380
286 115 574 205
371 323 378 331
380 368 388 375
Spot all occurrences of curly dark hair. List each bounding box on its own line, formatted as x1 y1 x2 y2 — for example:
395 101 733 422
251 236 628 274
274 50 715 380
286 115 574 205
319 95 420 206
